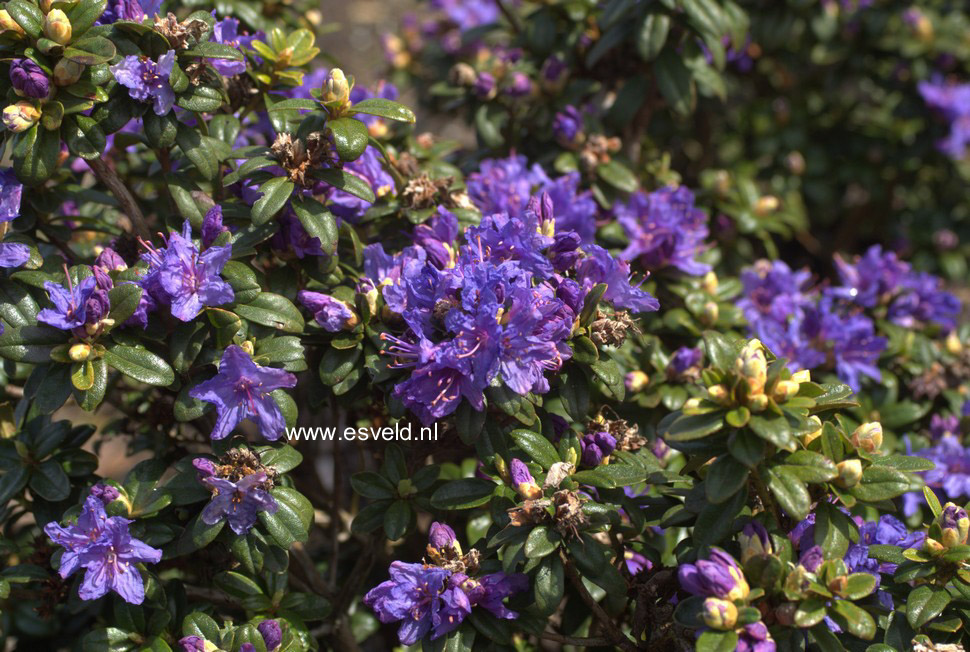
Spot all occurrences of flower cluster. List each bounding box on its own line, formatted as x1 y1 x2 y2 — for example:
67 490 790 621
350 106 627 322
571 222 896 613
919 79 970 160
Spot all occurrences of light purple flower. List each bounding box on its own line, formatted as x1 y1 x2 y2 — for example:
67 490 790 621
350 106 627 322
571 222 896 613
155 221 234 321
298 291 355 331
189 345 298 441
0 168 23 222
37 276 99 331
110 51 177 115
209 17 250 77
616 186 711 276
0 242 29 269
200 471 278 535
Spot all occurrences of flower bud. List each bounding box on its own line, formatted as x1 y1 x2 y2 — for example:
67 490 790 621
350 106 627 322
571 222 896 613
922 537 945 555
801 415 823 446
772 380 799 403
192 458 217 478
850 422 883 454
683 397 703 413
68 343 92 361
748 394 769 412
43 9 72 45
240 340 255 356
257 620 282 651
834 459 862 488
2 101 40 132
939 503 970 548
946 332 963 355
510 458 543 500
738 521 772 564
0 10 25 35
736 339 767 396
702 598 738 630
702 271 718 294
707 384 731 405
322 68 350 105
700 300 719 326
774 602 797 627
53 58 84 86
10 59 50 99
625 370 649 394
428 522 461 554
791 369 811 384
89 483 120 504
448 62 477 87
754 195 779 216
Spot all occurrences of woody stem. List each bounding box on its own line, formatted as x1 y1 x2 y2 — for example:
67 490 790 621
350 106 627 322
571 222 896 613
86 156 151 240
561 551 639 652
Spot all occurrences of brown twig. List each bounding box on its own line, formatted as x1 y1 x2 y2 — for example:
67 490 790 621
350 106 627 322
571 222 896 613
561 551 638 652
85 157 151 240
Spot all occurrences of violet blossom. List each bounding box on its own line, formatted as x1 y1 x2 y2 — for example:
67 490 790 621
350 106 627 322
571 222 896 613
110 51 177 116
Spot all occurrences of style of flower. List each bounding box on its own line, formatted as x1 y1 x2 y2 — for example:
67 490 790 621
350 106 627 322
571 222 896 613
44 495 162 604
189 345 298 440
110 51 177 116
198 468 278 535
616 185 711 276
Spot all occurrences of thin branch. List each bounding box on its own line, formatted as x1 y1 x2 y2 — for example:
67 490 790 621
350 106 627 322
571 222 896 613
540 631 614 646
561 552 638 652
85 157 151 240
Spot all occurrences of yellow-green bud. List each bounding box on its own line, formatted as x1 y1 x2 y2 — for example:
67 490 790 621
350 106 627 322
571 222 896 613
69 343 92 362
53 58 84 86
624 370 649 394
0 9 25 34
748 393 769 412
772 379 800 403
922 537 945 555
322 68 351 105
702 271 718 294
938 503 970 548
2 101 41 132
946 332 963 355
791 369 811 384
240 340 255 356
801 415 823 446
700 301 719 327
683 397 703 413
754 195 779 216
736 339 767 395
834 459 862 488
850 422 883 454
707 384 731 405
44 9 72 45
701 598 738 630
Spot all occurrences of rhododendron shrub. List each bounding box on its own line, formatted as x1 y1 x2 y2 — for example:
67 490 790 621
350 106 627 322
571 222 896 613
0 0 968 651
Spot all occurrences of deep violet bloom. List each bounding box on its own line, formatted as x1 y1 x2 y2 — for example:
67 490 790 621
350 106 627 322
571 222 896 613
363 561 455 645
737 621 776 652
154 221 234 321
918 79 970 160
428 522 459 550
0 169 23 222
738 259 814 331
177 637 207 652
889 271 961 332
298 291 355 331
616 186 711 275
110 51 177 115
678 547 749 601
257 620 283 650
0 242 29 269
431 0 500 29
201 205 229 248
44 496 161 604
413 207 459 269
667 347 702 378
209 17 250 76
200 471 278 535
97 0 162 24
37 276 99 331
328 147 394 222
903 436 970 517
189 345 298 440
580 430 617 467
89 483 120 504
553 105 583 144
9 58 50 99
929 414 960 440
830 245 910 308
576 245 660 313
95 247 128 272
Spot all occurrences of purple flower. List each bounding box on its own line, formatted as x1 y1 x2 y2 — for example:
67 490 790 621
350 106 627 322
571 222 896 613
0 168 23 222
505 71 531 97
466 154 546 217
110 51 176 116
257 620 282 651
9 58 50 99
37 275 100 331
667 347 702 378
889 271 961 333
580 430 616 467
428 522 458 550
739 259 814 331
90 483 120 504
904 437 970 516
95 247 128 272
363 561 456 645
678 547 749 601
177 637 207 652
189 345 298 441
509 458 542 499
298 291 356 331
271 212 324 258
413 207 459 269
623 549 652 575
97 0 162 24
553 105 583 144
576 245 660 313
798 545 824 572
44 496 161 604
0 242 29 269
201 205 229 248
209 17 249 76
830 245 909 308
466 572 528 619
150 221 234 321
200 471 278 535
328 147 394 221
431 0 501 29
617 186 711 276
737 622 776 652
919 79 970 160
930 414 960 440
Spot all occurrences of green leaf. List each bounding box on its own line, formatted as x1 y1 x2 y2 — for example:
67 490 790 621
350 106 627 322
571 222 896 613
176 126 223 180
73 358 108 411
841 573 877 600
664 412 724 441
777 450 838 484
509 430 560 469
14 124 60 186
766 467 810 520
176 84 226 112
705 455 749 504
906 584 951 629
213 571 272 611
595 160 638 193
655 48 694 115
559 369 589 421
104 344 175 386
5 0 43 37
28 459 70 501
63 115 106 160
524 526 560 559
0 325 68 362
291 197 338 254
107 283 143 328
328 117 369 161
534 554 564 616
794 598 827 628
430 478 495 509
351 97 416 123
694 485 747 547
383 499 411 540
177 513 225 553
66 0 108 38
696 630 739 652
235 293 305 333
636 13 670 60
144 111 179 149
312 167 376 203
849 466 912 502
350 472 396 500
251 177 295 224
183 41 245 60
570 462 645 488
258 486 312 549
63 36 117 65
830 600 876 640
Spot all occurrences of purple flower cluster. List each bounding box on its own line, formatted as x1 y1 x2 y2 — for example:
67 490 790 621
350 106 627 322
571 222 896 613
44 493 162 604
364 523 527 645
903 435 970 517
37 268 113 338
918 79 970 160
193 458 278 535
97 0 162 24
466 154 599 243
110 51 177 116
616 186 711 276
373 197 656 424
190 345 298 441
0 169 28 277
138 219 234 323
